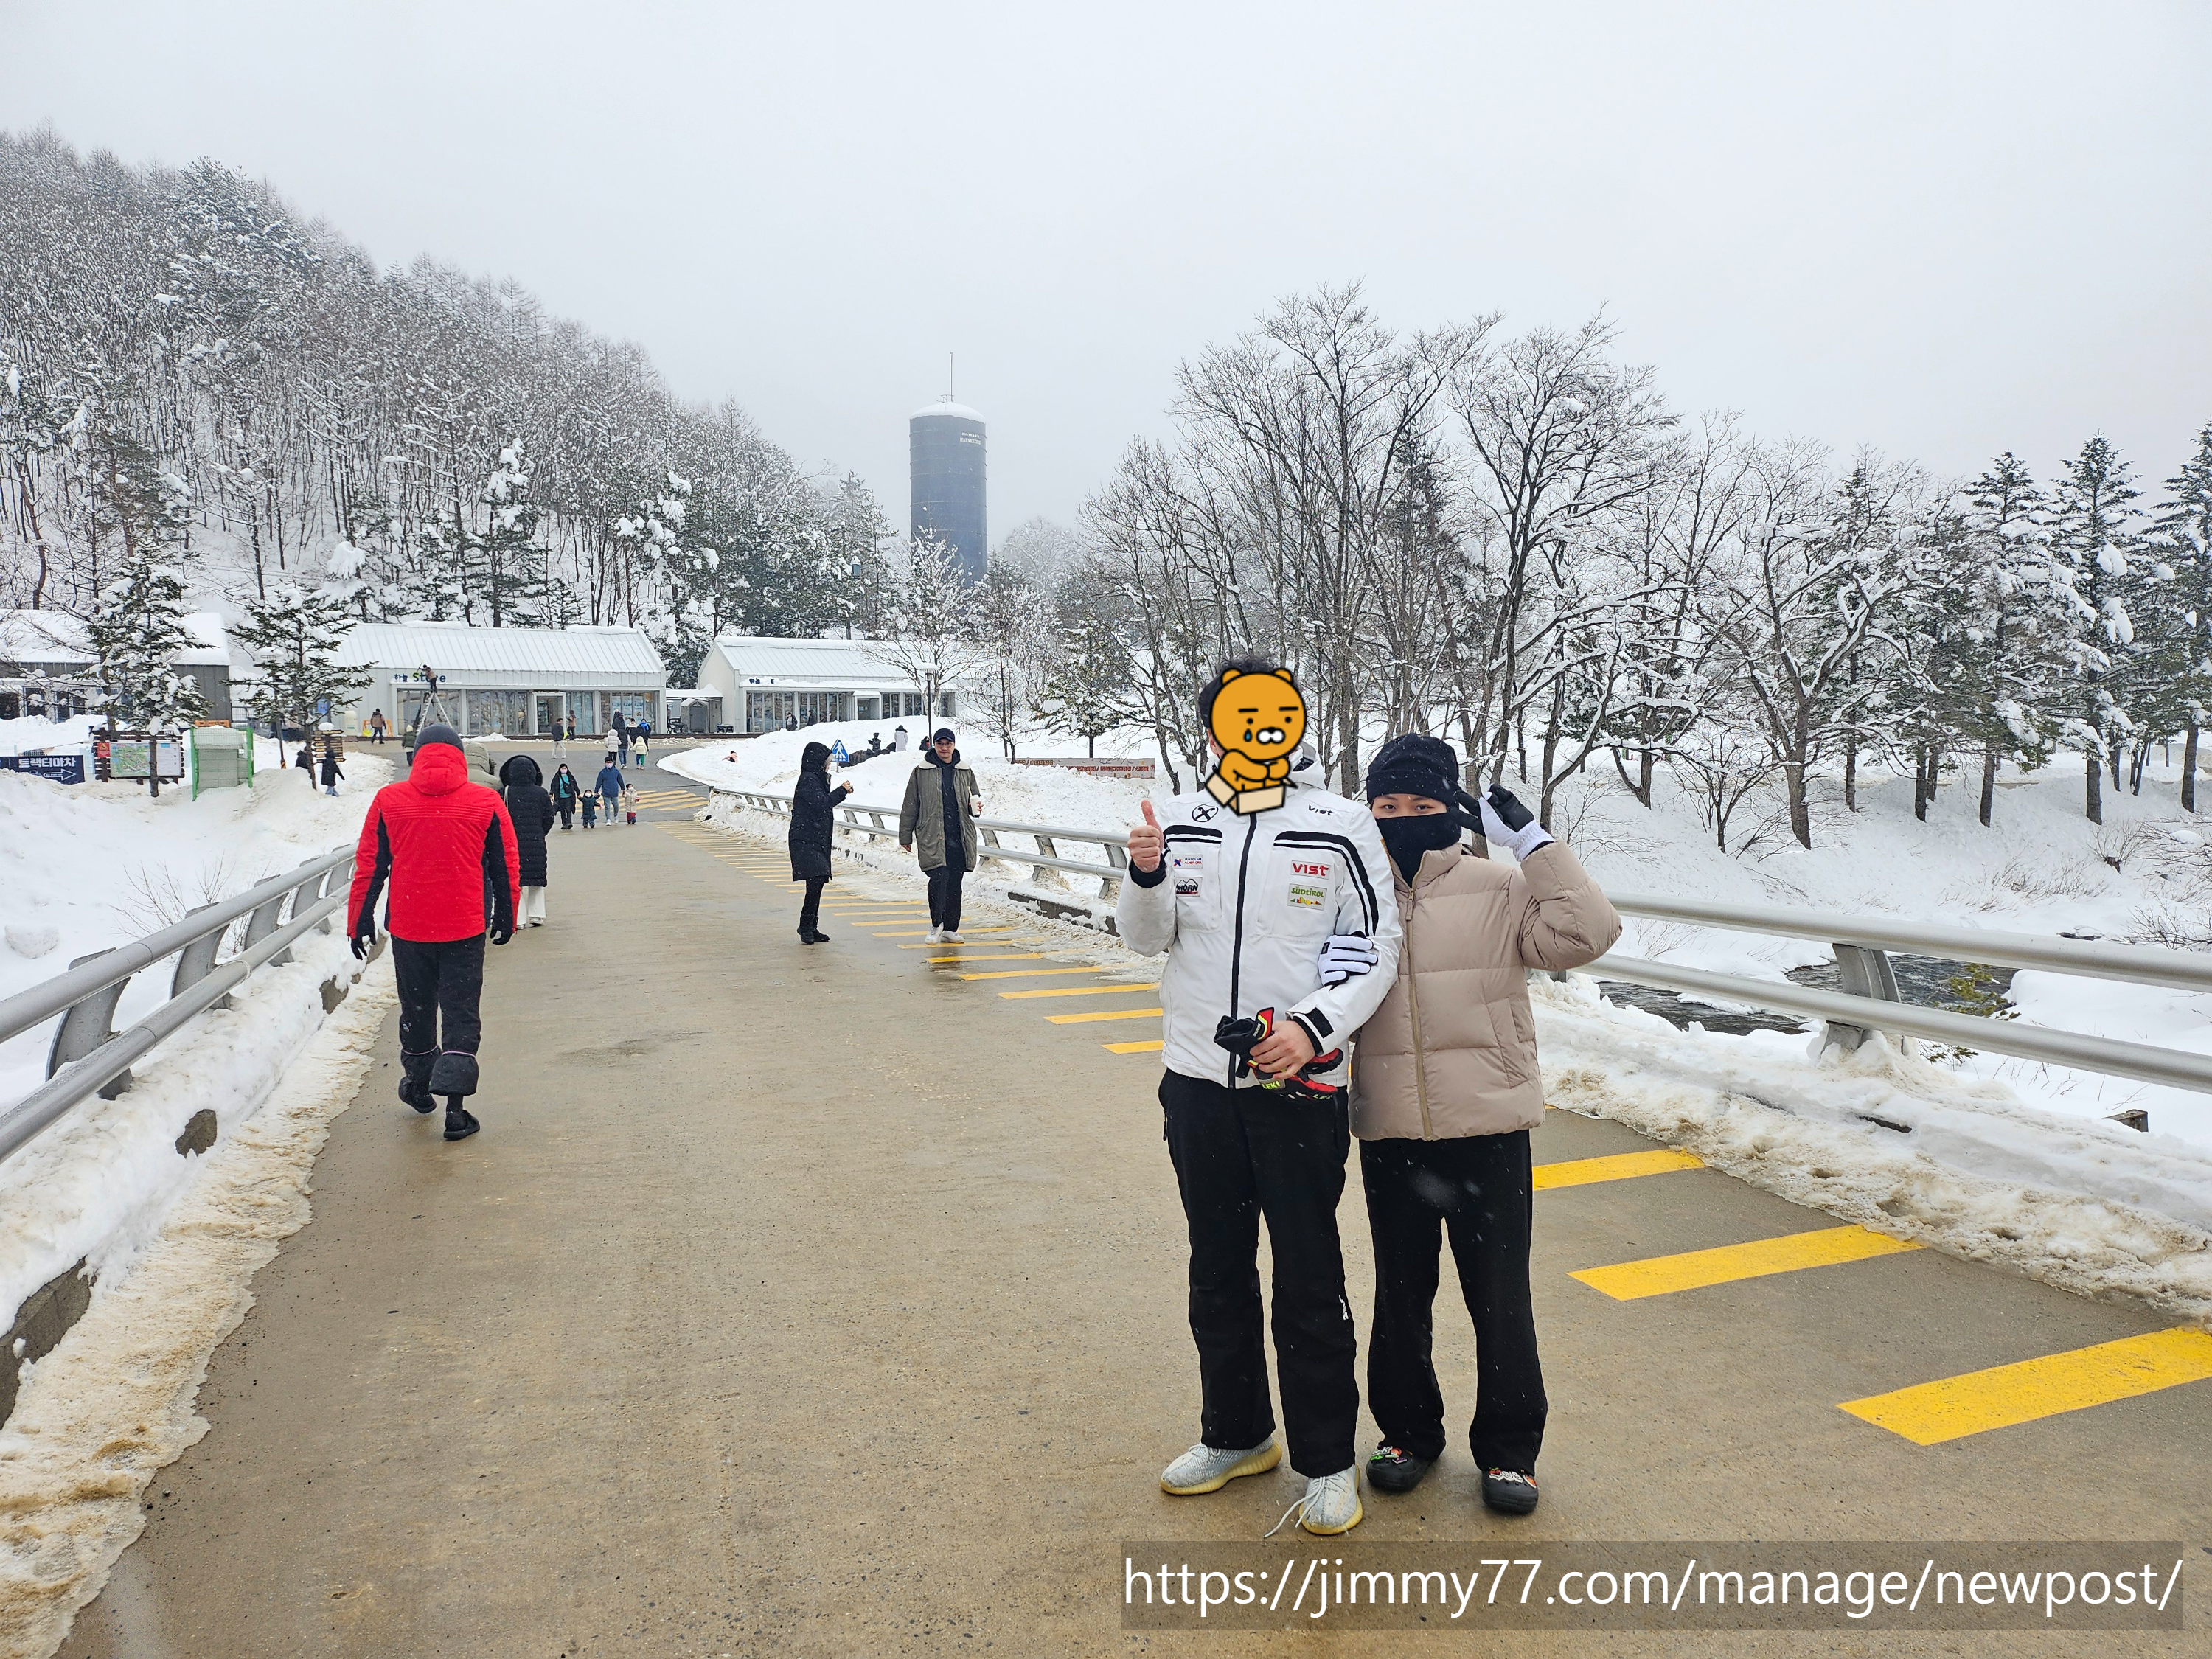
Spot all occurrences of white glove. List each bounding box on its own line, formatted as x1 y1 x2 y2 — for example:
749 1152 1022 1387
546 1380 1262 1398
1478 786 1555 861
1318 933 1380 988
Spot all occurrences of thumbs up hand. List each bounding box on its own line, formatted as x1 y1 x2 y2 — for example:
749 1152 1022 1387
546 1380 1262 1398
1128 799 1165 872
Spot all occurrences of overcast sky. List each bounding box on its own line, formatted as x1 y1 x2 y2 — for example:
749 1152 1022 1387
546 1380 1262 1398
5 1 2208 536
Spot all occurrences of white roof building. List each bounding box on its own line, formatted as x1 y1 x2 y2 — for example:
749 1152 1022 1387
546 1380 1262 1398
333 622 668 739
695 636 980 734
0 608 234 720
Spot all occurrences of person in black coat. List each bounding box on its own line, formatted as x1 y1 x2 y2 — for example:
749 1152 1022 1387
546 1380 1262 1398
549 762 582 830
500 753 558 927
788 740 851 944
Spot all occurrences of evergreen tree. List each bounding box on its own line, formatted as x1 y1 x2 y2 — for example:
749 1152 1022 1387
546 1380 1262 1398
2153 420 2212 810
467 439 543 627
2048 437 2144 824
1955 453 2065 825
825 471 894 638
1035 602 1133 757
232 579 374 738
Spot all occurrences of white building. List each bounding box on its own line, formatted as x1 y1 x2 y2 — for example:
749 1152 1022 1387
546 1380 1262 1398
693 636 975 735
333 622 667 739
0 609 234 722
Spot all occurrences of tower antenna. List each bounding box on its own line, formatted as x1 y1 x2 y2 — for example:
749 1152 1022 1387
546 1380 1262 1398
947 352 955 403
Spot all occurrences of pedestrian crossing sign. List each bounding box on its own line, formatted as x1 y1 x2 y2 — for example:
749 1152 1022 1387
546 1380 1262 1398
830 740 850 764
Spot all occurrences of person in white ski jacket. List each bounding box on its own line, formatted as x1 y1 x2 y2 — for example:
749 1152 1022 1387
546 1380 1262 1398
1116 659 1402 1539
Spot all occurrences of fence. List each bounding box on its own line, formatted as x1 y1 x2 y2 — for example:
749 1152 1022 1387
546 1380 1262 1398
707 787 2212 1098
0 846 358 1166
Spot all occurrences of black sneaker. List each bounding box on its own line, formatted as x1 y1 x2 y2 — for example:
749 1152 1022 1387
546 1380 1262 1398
398 1077 437 1115
442 1105 481 1142
1366 1443 1436 1495
1482 1468 1539 1514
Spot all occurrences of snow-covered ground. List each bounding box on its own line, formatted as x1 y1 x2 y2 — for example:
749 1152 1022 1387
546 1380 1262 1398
0 756 389 1335
669 723 2212 1319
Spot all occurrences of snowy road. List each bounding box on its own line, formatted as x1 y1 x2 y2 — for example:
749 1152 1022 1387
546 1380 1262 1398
53 781 2212 1656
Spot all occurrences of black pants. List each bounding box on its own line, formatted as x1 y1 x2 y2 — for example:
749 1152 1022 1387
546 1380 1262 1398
392 935 486 1098
798 877 826 935
556 804 573 828
1161 1070 1358 1477
1360 1132 1545 1473
926 861 965 931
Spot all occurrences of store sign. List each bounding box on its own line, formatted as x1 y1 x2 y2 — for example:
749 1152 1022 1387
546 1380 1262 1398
0 753 86 784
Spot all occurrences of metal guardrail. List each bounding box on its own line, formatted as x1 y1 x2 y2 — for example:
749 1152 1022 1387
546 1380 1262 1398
703 786 2212 1099
0 846 356 1165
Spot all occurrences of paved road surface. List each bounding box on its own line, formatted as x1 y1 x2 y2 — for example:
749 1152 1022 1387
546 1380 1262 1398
57 764 2212 1655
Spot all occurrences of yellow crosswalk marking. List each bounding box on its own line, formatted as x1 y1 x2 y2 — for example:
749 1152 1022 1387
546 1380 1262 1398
900 940 1034 949
959 966 1108 981
1571 1225 1920 1301
1047 1008 1164 1024
1839 1329 2212 1445
1000 982 1161 999
927 953 1046 964
1105 1039 1165 1054
1534 1149 1705 1191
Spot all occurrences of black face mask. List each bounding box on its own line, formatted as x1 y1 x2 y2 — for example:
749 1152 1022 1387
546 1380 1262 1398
1377 810 1461 881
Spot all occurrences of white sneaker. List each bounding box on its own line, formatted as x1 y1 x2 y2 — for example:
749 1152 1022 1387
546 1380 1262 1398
941 930 964 944
1265 1466 1363 1537
925 926 945 944
1161 1439 1281 1495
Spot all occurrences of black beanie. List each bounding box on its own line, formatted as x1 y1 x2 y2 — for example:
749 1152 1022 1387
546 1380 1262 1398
414 722 462 756
1365 734 1460 804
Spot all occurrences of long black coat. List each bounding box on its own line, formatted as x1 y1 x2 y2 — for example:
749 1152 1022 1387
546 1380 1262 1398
787 766 851 882
500 755 557 887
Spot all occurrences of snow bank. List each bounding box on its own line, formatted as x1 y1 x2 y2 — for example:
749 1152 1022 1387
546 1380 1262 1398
1535 974 2212 1325
0 957 397 1658
0 757 390 1328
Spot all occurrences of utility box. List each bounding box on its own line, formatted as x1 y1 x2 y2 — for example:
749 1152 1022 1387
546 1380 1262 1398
190 724 254 798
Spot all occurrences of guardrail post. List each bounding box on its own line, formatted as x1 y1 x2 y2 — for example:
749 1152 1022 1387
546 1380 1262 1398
1826 942 1903 1052
1101 841 1126 901
1030 834 1065 890
46 951 132 1099
168 903 234 1012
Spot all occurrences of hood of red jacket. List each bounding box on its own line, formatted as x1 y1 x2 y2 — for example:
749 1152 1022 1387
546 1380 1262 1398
410 742 468 796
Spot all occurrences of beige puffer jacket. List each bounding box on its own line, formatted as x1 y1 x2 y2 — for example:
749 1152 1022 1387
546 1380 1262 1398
1351 838 1619 1140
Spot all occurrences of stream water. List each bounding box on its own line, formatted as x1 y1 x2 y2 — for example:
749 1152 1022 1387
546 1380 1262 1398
1595 954 2017 1037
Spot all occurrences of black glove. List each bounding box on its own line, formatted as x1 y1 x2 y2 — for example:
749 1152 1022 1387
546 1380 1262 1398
1485 785 1535 831
490 925 515 947
350 931 372 961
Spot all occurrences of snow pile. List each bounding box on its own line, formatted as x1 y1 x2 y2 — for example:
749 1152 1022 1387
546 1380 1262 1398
0 959 396 1658
0 757 389 1331
1534 974 2212 1324
0 717 102 760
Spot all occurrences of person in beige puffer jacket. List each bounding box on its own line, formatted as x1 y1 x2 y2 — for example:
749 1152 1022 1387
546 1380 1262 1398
1346 734 1619 1517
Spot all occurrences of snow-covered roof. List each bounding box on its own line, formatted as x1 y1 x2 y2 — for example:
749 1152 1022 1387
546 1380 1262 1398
909 400 985 424
712 635 909 686
335 622 665 686
0 608 229 668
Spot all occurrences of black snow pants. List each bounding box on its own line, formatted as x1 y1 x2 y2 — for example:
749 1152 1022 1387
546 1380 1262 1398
1360 1130 1545 1474
798 877 827 936
925 863 965 931
1160 1069 1358 1478
392 934 487 1099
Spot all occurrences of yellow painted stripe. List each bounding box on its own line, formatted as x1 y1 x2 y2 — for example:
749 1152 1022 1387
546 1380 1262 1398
1840 1329 2212 1445
1571 1225 1919 1301
1534 1149 1704 1191
874 928 1020 937
927 953 1046 964
1047 1008 1164 1024
898 940 1028 949
959 966 1107 981
1105 1039 1166 1054
1000 982 1161 999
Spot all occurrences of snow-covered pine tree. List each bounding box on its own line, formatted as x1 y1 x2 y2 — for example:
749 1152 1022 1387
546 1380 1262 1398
2048 437 2144 824
85 444 204 794
467 440 543 627
825 472 894 639
1036 602 1133 757
1953 453 2065 825
232 578 374 738
2152 421 2212 810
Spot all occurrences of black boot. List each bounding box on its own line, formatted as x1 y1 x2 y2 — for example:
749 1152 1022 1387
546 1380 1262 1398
804 929 830 945
398 1075 437 1114
443 1099 481 1141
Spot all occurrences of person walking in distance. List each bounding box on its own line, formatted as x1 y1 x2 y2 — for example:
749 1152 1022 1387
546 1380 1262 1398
898 727 981 944
319 737 344 797
789 740 852 944
369 709 387 745
605 714 623 768
1352 738 1617 1515
1116 659 1402 1537
549 762 581 830
347 723 520 1143
499 753 557 927
595 757 625 827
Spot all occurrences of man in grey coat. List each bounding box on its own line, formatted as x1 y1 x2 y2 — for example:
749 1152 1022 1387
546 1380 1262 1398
898 728 983 943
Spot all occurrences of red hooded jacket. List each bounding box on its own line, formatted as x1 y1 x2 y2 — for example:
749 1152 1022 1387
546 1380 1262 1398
349 740 522 943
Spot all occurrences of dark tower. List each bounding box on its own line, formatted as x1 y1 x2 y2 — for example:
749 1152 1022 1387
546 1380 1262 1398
908 400 987 583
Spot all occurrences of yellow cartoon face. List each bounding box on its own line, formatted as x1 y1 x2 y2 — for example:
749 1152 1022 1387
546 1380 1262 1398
1208 668 1306 762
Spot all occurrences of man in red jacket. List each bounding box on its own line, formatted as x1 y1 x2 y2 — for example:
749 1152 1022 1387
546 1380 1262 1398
348 723 520 1142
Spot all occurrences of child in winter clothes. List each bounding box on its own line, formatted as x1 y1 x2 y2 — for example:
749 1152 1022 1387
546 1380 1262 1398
581 790 598 829
1349 734 1618 1519
319 742 344 797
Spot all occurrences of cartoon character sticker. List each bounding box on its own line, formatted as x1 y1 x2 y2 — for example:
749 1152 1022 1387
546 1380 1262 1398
1203 667 1307 814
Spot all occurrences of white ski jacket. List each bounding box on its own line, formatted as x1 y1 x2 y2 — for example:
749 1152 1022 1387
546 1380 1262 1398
1116 779 1403 1089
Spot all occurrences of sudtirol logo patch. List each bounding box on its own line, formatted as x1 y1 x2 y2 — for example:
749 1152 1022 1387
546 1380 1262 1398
1287 881 1326 909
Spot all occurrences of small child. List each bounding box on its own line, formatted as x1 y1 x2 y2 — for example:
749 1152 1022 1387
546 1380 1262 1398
621 782 639 825
581 791 598 829
319 743 344 797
